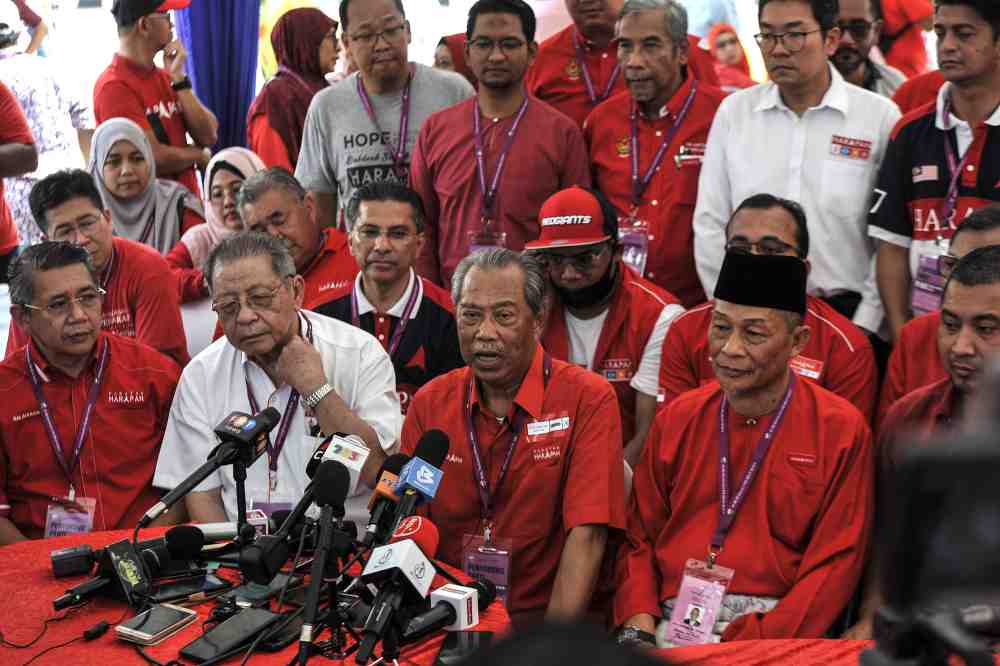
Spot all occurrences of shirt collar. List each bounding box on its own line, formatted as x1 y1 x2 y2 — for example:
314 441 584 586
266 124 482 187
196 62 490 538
26 332 109 382
112 52 157 76
469 344 546 420
352 268 421 319
755 63 849 115
929 378 963 425
936 82 1000 130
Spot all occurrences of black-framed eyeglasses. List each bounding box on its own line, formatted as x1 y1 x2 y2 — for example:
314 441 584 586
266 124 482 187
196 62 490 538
754 29 823 53
211 279 292 320
536 244 610 272
349 22 407 47
20 287 106 318
353 226 417 244
836 20 874 42
938 253 961 278
726 238 801 257
468 37 527 56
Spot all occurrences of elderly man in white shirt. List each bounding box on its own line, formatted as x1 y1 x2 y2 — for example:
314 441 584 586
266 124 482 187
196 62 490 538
154 232 401 530
693 0 900 336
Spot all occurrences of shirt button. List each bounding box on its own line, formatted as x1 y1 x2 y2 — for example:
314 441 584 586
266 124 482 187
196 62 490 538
378 317 385 323
602 53 608 59
648 272 655 278
378 334 385 340
651 200 659 206
967 165 976 172
649 234 655 240
655 130 662 137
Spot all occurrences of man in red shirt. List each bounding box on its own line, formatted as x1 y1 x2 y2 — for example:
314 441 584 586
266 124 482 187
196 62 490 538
8 0 48 54
615 251 874 647
526 186 683 466
892 69 945 114
402 248 625 625
0 242 180 543
661 194 877 423
880 0 934 78
584 1 725 307
94 0 217 196
410 0 591 288
238 168 357 310
5 170 188 366
0 80 35 273
877 204 1000 429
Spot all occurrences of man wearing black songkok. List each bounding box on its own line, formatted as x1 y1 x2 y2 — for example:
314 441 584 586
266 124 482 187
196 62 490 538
614 251 875 647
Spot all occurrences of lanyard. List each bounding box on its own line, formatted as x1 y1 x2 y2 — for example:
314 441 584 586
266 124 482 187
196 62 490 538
940 95 977 234
464 354 551 521
573 30 620 106
473 96 530 223
356 74 412 179
350 271 421 360
630 80 698 207
138 211 156 246
710 374 796 560
99 248 117 290
26 339 110 497
244 314 314 480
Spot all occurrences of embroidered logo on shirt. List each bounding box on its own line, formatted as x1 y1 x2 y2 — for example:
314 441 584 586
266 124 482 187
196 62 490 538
446 453 465 465
102 308 134 338
829 135 872 161
564 60 581 81
146 100 179 120
616 136 631 157
600 358 634 382
789 355 824 380
318 280 350 293
532 444 562 462
912 165 939 183
12 409 40 422
788 453 817 467
107 391 147 407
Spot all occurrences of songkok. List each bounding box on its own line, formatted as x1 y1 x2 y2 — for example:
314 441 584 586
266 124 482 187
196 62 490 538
714 251 807 315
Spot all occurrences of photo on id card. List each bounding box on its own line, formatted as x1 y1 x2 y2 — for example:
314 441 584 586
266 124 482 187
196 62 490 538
666 558 734 646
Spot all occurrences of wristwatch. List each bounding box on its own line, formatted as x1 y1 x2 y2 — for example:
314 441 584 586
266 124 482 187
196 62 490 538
616 625 656 646
303 382 335 409
171 77 192 91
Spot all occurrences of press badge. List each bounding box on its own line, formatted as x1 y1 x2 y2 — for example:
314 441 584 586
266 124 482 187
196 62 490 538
44 496 96 538
912 252 948 317
619 216 650 277
467 229 508 254
462 533 513 606
665 558 734 646
251 494 294 519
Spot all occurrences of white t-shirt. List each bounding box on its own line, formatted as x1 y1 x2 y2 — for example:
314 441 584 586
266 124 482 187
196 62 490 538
564 310 609 370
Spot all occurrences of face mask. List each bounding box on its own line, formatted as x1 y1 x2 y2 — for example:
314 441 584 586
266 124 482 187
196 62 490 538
553 257 618 309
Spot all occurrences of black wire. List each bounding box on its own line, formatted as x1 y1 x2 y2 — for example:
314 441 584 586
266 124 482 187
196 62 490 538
0 600 91 649
20 635 82 665
132 644 184 666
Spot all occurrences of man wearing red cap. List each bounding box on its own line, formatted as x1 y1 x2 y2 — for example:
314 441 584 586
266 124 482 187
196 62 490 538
94 0 218 197
615 250 874 647
584 0 725 307
526 187 683 466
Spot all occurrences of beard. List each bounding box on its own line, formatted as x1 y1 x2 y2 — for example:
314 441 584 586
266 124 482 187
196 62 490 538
553 260 617 309
832 47 866 76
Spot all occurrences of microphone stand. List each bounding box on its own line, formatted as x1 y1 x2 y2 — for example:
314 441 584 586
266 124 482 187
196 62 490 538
228 435 267 546
297 504 344 664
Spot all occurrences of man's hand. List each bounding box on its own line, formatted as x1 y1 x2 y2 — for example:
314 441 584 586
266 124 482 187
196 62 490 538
842 616 874 640
276 335 328 396
164 40 189 81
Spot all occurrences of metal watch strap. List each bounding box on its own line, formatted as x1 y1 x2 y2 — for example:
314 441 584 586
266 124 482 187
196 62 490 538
616 626 656 646
303 382 334 409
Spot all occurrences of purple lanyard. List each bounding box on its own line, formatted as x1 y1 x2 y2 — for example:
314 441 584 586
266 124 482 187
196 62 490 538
356 74 412 179
473 96 530 222
26 339 111 493
464 354 551 520
630 80 698 207
244 314 314 476
711 374 796 554
350 272 421 360
572 30 620 106
941 96 976 231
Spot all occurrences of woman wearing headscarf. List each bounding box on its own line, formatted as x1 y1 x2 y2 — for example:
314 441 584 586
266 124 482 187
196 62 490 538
165 147 265 303
434 34 477 89
89 117 205 255
247 7 338 172
707 23 755 93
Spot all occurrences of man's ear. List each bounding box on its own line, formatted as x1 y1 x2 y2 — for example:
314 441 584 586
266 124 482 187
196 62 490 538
11 305 29 330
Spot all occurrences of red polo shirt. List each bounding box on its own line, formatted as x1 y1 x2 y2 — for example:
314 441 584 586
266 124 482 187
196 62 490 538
301 229 356 309
878 377 958 470
660 295 877 423
94 53 201 196
6 237 189 366
410 96 591 287
542 262 679 444
892 70 945 115
877 311 946 432
0 81 34 254
585 77 725 307
0 333 180 539
881 0 934 78
401 346 626 621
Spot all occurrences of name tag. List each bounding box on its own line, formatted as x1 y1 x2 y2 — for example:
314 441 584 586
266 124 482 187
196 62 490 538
789 355 824 380
526 414 571 442
829 135 872 161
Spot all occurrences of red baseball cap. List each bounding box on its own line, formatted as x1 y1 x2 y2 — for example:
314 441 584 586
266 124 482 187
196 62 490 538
524 187 612 251
112 0 191 26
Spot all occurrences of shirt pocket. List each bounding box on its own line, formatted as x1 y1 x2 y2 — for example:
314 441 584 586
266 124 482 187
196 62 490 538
822 157 875 234
766 460 825 551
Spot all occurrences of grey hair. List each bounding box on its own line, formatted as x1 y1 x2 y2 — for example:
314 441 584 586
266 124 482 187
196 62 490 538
450 248 547 316
236 167 307 218
9 241 96 307
620 0 689 50
205 231 297 292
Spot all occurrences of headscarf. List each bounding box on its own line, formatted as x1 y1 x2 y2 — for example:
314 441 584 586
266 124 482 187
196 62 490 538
707 23 751 76
179 147 266 270
89 118 204 255
443 33 477 88
247 7 337 167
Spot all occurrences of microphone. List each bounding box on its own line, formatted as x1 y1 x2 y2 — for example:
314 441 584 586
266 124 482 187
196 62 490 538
364 454 409 546
392 430 449 531
306 432 372 497
139 408 281 527
51 526 206 580
402 579 496 641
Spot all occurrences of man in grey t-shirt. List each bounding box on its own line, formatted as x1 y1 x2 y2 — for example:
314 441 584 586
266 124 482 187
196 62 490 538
295 0 474 231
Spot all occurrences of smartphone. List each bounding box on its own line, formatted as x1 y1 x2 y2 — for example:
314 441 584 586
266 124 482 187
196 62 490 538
150 573 233 604
179 608 282 663
115 603 198 646
219 572 302 607
433 631 494 665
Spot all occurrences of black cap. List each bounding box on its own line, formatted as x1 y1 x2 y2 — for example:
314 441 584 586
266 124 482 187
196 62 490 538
714 251 808 316
112 0 190 27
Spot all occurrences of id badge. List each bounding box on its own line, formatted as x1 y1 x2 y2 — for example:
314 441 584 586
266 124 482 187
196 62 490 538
246 508 271 535
462 534 512 606
665 558 735 647
467 229 508 254
251 494 294 520
912 252 947 317
618 216 650 277
44 496 96 538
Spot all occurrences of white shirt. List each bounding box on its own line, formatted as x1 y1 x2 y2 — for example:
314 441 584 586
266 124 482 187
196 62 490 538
693 64 901 333
352 268 422 320
154 310 402 530
564 310 608 369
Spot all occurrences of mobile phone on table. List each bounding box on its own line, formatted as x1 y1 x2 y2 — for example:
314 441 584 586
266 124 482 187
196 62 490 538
179 607 282 663
150 572 232 604
115 603 198 646
219 572 302 607
433 631 494 665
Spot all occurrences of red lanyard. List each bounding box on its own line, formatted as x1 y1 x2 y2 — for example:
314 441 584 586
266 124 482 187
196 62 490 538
573 30 620 106
356 74 412 179
244 314 314 478
630 80 697 207
711 374 796 557
941 95 977 231
464 354 551 520
350 271 421 360
26 339 110 495
473 96 529 223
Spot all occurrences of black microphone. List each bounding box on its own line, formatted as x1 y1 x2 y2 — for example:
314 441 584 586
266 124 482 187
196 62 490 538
401 579 497 641
364 453 410 547
139 408 281 527
240 486 318 585
392 430 449 531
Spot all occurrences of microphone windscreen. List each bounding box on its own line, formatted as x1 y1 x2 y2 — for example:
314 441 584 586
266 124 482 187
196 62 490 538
413 430 449 469
390 515 440 558
259 406 281 430
165 525 206 560
314 460 351 509
270 509 292 530
473 578 497 609
381 453 410 477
